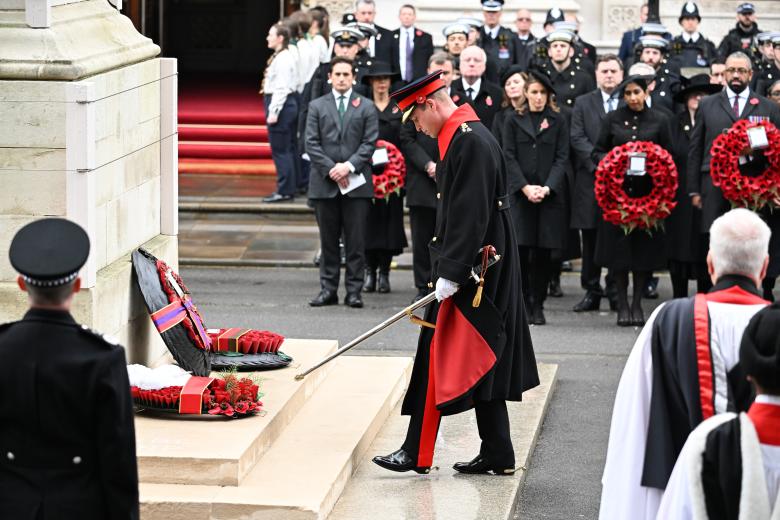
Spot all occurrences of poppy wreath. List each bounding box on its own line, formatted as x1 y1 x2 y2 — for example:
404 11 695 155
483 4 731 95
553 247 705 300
131 373 263 419
594 141 678 234
155 260 285 354
373 139 406 201
709 119 780 211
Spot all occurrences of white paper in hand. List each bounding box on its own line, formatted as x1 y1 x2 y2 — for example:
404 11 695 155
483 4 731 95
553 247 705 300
339 172 367 195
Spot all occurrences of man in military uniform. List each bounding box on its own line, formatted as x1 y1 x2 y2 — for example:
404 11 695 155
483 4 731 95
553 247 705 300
564 14 597 66
537 29 596 108
450 45 503 129
372 70 538 476
513 8 536 70
478 0 515 85
718 2 762 63
636 36 680 113
304 26 369 101
0 218 139 520
752 32 780 95
670 2 718 71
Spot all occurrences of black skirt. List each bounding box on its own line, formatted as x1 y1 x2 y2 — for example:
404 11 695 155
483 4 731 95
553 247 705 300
594 219 667 271
365 192 408 254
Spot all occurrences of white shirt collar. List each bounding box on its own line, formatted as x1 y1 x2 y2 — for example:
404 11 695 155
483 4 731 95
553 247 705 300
601 90 614 103
462 77 482 96
402 25 414 35
726 85 749 99
683 31 700 43
756 395 780 406
333 88 353 104
486 25 499 39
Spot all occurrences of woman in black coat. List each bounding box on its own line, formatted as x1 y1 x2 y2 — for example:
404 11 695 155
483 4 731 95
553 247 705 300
592 75 674 326
666 75 721 298
362 62 408 294
502 70 570 325
491 66 526 142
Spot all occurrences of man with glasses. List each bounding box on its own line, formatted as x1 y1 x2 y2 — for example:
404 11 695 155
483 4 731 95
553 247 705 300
513 8 536 70
688 52 780 245
717 3 762 63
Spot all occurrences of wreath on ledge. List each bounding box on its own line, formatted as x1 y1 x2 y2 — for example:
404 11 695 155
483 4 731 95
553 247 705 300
372 139 406 201
709 119 780 211
594 141 678 234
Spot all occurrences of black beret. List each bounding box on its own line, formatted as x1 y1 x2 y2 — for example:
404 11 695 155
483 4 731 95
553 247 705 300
740 302 780 389
9 218 90 287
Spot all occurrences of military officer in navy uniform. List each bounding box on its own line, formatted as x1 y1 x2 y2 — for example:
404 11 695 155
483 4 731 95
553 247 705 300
303 27 369 101
670 2 718 70
752 32 780 96
478 0 516 85
0 218 139 520
537 29 596 108
636 36 681 113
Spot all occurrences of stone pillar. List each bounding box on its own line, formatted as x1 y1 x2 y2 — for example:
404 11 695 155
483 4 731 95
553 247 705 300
0 0 178 367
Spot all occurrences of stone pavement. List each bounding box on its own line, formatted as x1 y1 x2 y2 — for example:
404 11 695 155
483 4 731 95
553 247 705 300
182 265 673 518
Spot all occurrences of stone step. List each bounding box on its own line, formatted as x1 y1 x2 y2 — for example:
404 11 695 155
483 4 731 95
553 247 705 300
139 354 413 520
328 363 559 520
135 339 338 486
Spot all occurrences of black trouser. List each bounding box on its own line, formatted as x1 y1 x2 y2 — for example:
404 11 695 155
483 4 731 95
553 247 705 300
409 206 436 290
264 95 299 197
312 195 371 295
519 246 552 309
580 229 616 298
365 250 393 272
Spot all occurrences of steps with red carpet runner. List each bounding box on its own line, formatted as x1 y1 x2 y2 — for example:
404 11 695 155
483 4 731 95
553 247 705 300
178 77 277 176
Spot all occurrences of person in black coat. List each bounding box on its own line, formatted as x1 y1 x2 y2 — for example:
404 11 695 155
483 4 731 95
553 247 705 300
717 3 761 62
362 62 408 295
761 80 780 301
570 54 624 312
478 0 516 84
593 75 675 327
669 2 718 70
374 71 537 476
354 0 396 68
502 71 570 325
535 29 596 109
491 65 526 143
0 218 138 520
667 75 721 298
450 46 503 131
392 5 434 83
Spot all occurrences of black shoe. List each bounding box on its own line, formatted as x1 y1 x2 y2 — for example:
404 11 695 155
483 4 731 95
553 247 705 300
643 278 659 299
453 455 515 476
631 305 645 326
377 272 390 293
345 293 364 308
531 305 546 325
372 449 432 474
309 290 337 307
617 306 631 327
573 292 601 312
548 278 563 298
363 269 376 293
608 296 618 312
263 193 294 203
412 288 430 304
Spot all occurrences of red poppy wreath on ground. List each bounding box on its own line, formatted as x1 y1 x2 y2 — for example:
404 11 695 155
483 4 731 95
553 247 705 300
710 119 780 211
373 139 406 201
595 141 678 234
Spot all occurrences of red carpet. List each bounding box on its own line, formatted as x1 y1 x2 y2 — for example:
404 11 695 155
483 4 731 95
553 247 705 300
178 77 276 176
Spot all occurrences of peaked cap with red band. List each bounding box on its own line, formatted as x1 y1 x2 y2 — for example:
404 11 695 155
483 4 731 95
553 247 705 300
390 69 447 123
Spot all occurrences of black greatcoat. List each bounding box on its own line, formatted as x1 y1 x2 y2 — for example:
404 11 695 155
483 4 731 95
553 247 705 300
592 105 674 271
502 107 570 249
402 104 538 417
450 79 503 131
400 120 438 209
0 309 138 520
688 89 780 231
478 26 517 84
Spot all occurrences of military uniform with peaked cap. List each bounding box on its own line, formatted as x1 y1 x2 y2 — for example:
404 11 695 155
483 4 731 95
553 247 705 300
536 29 596 108
478 0 517 84
0 218 139 520
372 71 538 475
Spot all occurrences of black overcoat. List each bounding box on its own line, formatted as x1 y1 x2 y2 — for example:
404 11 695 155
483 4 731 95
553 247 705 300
0 309 138 520
450 79 503 130
478 26 517 83
592 105 674 271
502 107 570 249
402 105 538 417
687 89 780 231
400 120 438 209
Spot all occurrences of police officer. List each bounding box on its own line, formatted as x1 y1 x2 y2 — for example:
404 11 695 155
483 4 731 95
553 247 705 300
0 218 139 520
670 2 718 70
537 29 596 108
478 0 516 84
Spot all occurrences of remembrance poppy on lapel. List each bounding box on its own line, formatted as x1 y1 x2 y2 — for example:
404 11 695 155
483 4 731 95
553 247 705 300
540 118 550 131
392 106 399 114
352 97 361 108
452 94 460 103
416 29 423 37
486 96 493 106
750 97 759 105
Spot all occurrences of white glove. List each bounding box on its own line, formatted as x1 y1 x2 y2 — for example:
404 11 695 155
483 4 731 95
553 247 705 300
435 278 460 301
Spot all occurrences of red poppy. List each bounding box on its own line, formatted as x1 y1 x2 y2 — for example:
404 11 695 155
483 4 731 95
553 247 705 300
234 401 250 414
372 140 407 201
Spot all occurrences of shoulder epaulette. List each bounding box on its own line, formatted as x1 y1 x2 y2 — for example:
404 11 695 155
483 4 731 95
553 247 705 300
78 324 121 348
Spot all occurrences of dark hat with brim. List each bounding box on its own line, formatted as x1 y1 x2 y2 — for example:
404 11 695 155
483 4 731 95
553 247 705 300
390 69 447 123
526 69 555 96
349 22 377 39
614 74 657 96
737 2 755 14
673 73 722 103
679 1 701 22
501 65 526 87
341 12 357 25
333 26 364 45
544 7 565 26
482 0 504 12
362 60 401 85
443 22 471 37
10 218 89 288
740 301 780 389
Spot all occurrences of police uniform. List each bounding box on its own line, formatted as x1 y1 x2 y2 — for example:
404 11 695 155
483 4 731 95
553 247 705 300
670 2 718 70
0 218 138 520
717 3 761 64
372 71 538 475
302 27 369 102
538 30 596 108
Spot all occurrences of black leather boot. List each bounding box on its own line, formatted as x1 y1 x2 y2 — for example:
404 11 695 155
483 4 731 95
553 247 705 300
377 270 390 293
363 268 376 293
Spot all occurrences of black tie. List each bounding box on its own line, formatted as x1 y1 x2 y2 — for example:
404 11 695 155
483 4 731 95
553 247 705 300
466 87 474 101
